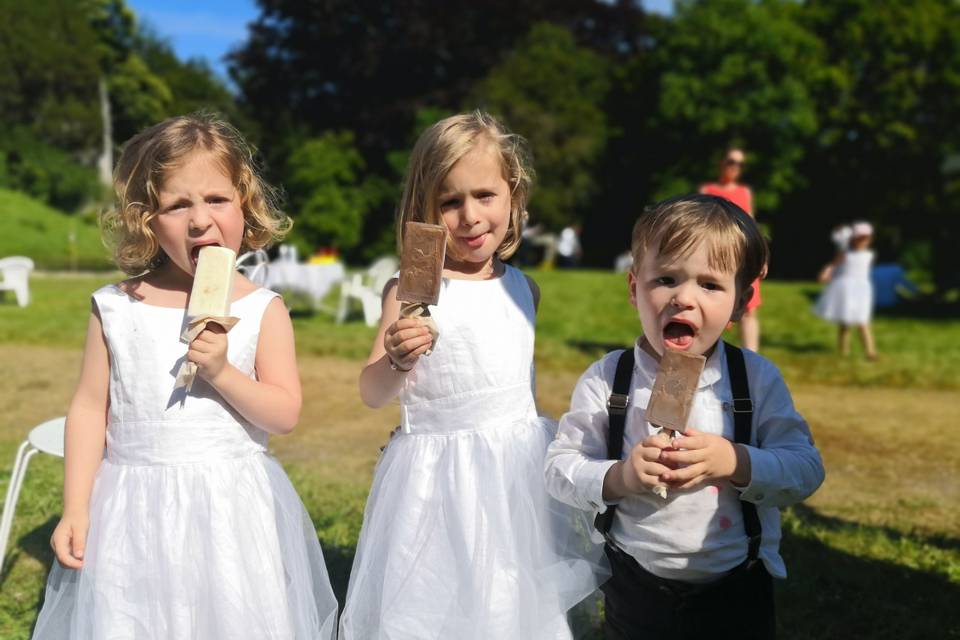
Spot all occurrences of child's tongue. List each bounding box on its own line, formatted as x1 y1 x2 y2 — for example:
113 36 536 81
663 322 695 349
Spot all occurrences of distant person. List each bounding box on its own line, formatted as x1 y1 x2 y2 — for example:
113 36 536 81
545 194 824 640
556 223 583 268
701 148 765 351
32 113 338 639
815 221 879 360
342 111 604 639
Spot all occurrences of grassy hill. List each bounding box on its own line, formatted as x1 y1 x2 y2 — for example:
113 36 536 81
0 189 112 270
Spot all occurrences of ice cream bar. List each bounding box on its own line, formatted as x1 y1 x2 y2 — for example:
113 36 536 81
187 246 236 319
174 246 239 395
647 349 705 499
397 222 446 305
645 350 706 434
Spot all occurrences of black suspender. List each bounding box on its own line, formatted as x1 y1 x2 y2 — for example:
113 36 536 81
595 343 762 566
593 348 635 537
724 342 762 565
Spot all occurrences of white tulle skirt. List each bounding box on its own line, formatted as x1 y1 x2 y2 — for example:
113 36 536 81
815 277 873 325
33 453 338 639
339 416 605 640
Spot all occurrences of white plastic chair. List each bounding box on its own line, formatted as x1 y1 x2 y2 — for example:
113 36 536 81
0 416 65 575
0 256 35 307
237 249 269 286
336 256 399 327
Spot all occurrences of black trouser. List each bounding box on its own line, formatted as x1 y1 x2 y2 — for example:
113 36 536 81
601 544 776 640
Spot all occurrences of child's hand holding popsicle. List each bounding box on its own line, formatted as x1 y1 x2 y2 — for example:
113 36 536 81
660 429 752 490
188 322 230 383
384 222 446 371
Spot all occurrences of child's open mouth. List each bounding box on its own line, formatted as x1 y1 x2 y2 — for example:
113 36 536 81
663 321 696 350
190 243 221 266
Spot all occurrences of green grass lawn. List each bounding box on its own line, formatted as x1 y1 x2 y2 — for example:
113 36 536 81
0 189 112 271
0 270 958 638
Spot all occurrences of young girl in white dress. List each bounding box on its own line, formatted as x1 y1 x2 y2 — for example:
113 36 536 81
33 113 338 639
339 112 603 639
815 221 879 360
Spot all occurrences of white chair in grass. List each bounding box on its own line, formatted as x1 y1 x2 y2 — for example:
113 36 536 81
336 256 399 327
237 249 269 286
0 256 35 307
0 416 65 575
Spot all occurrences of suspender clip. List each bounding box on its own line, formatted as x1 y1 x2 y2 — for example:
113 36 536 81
732 397 753 413
607 393 629 414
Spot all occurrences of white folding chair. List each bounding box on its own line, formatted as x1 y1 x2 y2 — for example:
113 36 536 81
336 256 399 327
237 249 269 286
0 416 65 575
0 256 35 307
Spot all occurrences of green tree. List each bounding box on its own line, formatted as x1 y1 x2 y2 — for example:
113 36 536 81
286 132 391 255
786 0 960 289
474 23 611 230
646 0 823 211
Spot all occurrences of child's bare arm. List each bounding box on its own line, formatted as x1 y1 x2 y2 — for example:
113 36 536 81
358 280 433 408
198 298 302 434
52 309 110 569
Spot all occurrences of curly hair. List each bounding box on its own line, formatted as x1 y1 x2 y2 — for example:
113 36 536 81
101 112 290 274
395 110 534 260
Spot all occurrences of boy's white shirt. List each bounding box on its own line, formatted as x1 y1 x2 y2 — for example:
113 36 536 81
544 339 824 582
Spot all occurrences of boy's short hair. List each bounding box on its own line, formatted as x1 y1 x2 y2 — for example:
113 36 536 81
631 194 768 290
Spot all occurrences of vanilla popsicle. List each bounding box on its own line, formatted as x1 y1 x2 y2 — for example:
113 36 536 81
175 246 238 393
187 246 237 319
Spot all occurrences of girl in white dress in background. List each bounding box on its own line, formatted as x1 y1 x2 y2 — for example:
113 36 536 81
340 111 603 639
815 221 879 360
33 113 338 639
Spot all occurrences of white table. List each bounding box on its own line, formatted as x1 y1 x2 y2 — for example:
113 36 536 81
264 261 346 309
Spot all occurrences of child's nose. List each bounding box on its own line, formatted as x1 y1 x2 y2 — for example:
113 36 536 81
188 205 214 232
460 200 480 226
671 283 696 308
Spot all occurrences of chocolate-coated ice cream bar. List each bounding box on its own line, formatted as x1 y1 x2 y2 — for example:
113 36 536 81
645 349 706 434
397 222 446 305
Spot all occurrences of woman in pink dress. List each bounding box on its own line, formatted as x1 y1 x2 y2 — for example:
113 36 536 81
701 148 765 351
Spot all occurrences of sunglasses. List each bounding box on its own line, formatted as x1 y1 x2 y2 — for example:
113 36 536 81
724 158 744 167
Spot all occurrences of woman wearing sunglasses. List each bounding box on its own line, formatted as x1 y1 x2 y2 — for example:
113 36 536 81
701 148 765 352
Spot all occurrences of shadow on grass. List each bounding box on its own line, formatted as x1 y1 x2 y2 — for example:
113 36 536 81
777 504 960 640
10 506 960 639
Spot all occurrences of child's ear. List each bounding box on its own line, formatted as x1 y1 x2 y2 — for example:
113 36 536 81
627 270 639 307
730 284 753 321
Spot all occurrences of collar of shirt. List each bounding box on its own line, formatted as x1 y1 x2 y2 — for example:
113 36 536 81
632 338 726 391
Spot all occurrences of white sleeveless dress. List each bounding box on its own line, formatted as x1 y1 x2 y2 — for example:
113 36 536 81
33 285 338 640
815 249 875 324
340 266 602 640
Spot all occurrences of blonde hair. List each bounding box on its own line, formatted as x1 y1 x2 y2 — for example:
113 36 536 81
631 194 767 290
102 112 290 274
395 110 533 260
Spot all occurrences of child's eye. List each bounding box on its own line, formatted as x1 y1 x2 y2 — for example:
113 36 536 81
654 276 674 286
478 193 495 203
701 282 721 291
163 201 189 213
440 198 461 210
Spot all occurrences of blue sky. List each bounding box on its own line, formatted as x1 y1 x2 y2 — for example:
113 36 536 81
127 0 674 81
